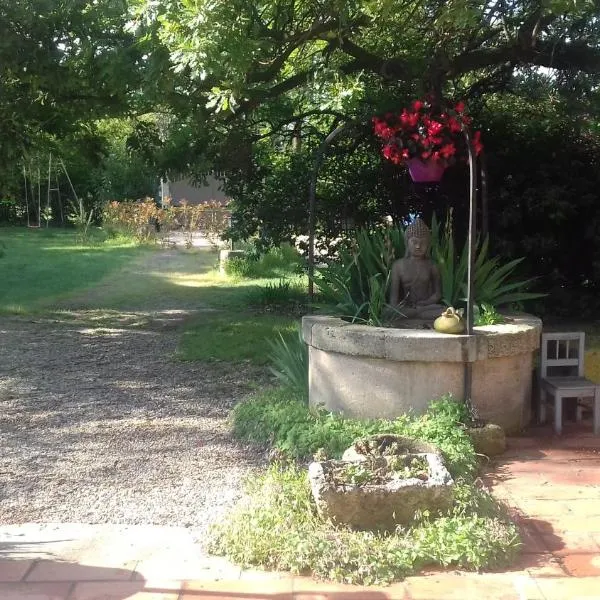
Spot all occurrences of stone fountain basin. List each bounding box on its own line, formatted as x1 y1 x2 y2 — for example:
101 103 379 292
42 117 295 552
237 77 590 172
308 453 453 530
302 314 541 434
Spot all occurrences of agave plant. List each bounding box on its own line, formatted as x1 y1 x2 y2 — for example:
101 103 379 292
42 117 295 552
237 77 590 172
314 226 404 324
315 215 542 325
431 213 544 309
267 328 308 399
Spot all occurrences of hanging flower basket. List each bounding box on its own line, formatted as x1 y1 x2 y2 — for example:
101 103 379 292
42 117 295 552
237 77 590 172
406 158 446 183
372 98 483 180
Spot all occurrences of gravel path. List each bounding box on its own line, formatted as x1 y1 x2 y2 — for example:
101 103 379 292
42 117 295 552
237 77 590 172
0 315 268 541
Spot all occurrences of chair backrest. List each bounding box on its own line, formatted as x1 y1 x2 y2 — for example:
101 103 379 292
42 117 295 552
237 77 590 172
540 332 585 378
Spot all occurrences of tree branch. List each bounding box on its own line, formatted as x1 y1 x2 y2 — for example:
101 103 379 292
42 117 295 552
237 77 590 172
448 39 600 77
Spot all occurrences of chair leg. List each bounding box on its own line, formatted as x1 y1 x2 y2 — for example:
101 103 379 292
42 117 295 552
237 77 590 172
594 388 600 435
554 394 563 435
539 389 547 424
576 397 584 422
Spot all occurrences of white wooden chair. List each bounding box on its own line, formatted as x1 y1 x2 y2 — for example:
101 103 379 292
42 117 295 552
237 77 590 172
539 332 600 434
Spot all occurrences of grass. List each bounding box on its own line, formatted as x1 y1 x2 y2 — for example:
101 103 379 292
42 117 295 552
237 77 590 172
232 390 477 479
0 228 143 313
0 227 308 364
177 313 299 364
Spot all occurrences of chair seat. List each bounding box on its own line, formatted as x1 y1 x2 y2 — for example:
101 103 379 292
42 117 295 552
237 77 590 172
541 376 599 396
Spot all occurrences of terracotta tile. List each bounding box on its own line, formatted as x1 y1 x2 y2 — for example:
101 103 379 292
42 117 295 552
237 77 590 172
534 576 600 599
538 516 600 534
181 578 293 599
543 532 600 556
402 573 534 599
0 581 72 599
0 560 35 582
291 577 392 599
562 553 600 577
515 498 569 517
519 528 548 554
70 581 179 599
512 553 566 577
525 484 599 501
239 570 291 581
26 561 134 582
133 556 242 581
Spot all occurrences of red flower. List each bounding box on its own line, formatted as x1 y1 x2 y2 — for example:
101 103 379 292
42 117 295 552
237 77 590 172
372 117 395 139
448 117 462 133
373 97 480 166
427 120 443 137
400 109 419 128
383 144 402 164
440 143 456 158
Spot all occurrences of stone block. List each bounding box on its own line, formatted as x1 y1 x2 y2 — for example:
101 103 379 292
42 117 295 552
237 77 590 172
467 423 507 457
218 249 246 273
308 453 454 531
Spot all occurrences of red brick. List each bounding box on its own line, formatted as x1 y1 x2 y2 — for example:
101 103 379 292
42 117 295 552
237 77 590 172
70 581 181 599
534 576 600 599
0 560 35 583
544 532 600 556
26 561 134 582
402 573 529 599
181 579 293 599
561 553 600 577
0 581 72 599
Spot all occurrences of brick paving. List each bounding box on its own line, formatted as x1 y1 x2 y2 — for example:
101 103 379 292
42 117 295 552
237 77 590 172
1 424 599 599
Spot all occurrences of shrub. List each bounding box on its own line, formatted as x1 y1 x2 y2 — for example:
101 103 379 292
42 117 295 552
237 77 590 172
209 464 520 585
315 217 542 323
225 244 305 279
245 279 308 312
314 226 403 324
232 390 477 479
431 213 544 310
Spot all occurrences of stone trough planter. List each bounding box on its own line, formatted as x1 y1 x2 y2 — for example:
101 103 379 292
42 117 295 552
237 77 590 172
308 435 454 531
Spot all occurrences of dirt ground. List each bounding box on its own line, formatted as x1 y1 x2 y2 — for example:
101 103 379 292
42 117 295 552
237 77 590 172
0 248 269 542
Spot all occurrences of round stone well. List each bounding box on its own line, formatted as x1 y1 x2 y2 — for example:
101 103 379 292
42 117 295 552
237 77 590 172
302 314 542 434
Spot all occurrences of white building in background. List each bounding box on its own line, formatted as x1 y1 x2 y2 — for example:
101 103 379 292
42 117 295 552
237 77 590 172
160 173 229 206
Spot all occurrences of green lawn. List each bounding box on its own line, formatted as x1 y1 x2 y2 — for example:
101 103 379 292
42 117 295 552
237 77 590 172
0 228 143 313
0 227 303 363
178 312 299 364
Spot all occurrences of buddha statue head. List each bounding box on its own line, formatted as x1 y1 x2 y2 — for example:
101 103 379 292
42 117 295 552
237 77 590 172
404 217 431 259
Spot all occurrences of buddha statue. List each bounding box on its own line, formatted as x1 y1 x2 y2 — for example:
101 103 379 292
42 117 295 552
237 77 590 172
388 218 444 320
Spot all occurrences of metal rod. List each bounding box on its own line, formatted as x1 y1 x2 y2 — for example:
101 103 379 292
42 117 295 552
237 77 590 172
464 128 477 335
480 151 489 240
463 126 478 406
307 121 346 301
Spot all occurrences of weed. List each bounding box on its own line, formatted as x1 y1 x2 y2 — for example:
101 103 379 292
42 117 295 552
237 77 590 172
232 390 477 479
209 464 520 585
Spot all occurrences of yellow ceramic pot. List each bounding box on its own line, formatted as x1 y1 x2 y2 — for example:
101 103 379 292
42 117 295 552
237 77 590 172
433 307 465 334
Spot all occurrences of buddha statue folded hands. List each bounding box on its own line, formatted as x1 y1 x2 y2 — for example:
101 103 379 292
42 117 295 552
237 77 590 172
387 217 445 321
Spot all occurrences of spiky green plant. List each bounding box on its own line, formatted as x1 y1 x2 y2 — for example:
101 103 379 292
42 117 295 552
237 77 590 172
431 213 544 310
267 328 308 399
314 226 404 323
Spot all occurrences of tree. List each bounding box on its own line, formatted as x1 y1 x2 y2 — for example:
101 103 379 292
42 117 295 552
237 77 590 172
132 0 600 119
0 0 147 172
